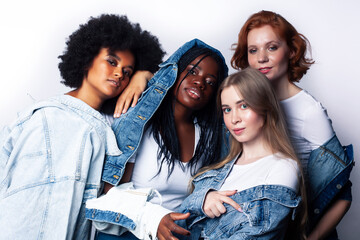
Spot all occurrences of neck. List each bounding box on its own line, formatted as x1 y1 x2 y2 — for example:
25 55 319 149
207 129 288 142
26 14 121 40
173 100 194 125
237 135 272 165
271 76 302 101
66 88 103 110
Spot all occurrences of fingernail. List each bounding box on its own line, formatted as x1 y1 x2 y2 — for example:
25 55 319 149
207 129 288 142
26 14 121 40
238 208 243 212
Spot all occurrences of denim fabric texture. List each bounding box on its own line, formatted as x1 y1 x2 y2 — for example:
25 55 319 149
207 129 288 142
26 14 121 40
0 95 121 239
89 39 228 240
102 38 229 186
176 158 301 240
97 231 139 240
306 135 354 232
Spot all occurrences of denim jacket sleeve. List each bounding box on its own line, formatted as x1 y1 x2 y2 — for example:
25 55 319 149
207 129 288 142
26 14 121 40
177 160 235 231
307 134 354 226
0 100 110 239
86 183 172 240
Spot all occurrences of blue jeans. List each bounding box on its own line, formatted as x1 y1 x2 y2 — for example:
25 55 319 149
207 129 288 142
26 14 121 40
97 231 139 240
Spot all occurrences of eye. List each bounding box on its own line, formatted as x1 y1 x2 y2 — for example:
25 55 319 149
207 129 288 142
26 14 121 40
268 45 278 51
222 107 231 114
240 103 248 109
248 48 257 54
206 78 216 87
107 58 117 66
123 69 133 78
189 69 197 75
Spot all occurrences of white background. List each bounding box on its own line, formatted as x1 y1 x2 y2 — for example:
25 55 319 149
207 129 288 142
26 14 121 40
1 0 359 238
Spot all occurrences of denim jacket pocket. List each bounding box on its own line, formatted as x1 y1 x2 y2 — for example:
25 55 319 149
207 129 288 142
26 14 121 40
203 201 266 239
1 150 48 197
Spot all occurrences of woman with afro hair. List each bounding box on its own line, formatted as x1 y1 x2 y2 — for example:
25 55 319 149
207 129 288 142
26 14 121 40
0 14 164 239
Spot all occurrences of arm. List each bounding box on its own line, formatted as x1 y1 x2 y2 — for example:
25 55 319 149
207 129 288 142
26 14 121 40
155 190 240 240
307 199 351 240
103 162 134 194
157 212 191 240
113 70 153 117
87 185 179 240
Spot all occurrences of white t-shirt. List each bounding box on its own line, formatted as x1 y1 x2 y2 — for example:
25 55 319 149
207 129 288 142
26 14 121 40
220 154 300 193
129 124 201 211
280 90 334 174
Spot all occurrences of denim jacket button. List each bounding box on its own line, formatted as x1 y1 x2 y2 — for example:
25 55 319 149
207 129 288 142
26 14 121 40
314 208 320 214
336 184 342 189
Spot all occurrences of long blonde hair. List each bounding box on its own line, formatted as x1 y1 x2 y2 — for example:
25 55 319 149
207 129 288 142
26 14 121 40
192 68 307 239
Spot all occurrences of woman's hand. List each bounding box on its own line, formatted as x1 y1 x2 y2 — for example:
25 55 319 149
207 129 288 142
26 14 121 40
203 190 242 218
113 70 153 117
157 212 190 240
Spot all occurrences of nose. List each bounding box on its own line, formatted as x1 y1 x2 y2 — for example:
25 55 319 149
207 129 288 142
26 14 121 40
193 76 205 90
231 109 241 124
114 67 124 80
257 49 269 63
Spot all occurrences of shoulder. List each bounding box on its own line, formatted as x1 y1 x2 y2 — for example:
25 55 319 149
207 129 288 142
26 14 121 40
265 154 300 191
282 90 325 114
270 154 299 172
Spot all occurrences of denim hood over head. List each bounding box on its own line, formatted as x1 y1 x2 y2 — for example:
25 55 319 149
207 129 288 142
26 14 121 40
102 39 229 186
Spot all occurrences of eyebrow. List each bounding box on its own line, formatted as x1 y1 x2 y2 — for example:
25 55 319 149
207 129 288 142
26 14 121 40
248 40 281 48
221 99 245 107
189 64 217 80
108 52 134 69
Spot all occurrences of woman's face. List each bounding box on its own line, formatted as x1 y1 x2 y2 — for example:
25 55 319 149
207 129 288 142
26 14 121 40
173 54 219 111
247 25 291 84
83 48 135 101
221 85 264 145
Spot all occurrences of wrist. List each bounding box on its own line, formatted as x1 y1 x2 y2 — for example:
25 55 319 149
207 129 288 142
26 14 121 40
137 70 153 81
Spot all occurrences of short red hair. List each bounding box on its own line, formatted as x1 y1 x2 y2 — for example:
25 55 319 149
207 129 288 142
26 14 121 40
231 10 314 82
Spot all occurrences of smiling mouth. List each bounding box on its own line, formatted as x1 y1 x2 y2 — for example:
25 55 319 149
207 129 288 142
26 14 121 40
186 88 201 100
258 67 272 74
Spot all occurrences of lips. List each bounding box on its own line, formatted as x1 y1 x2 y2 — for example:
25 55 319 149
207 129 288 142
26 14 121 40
186 87 201 100
107 79 120 87
258 67 272 74
233 128 245 135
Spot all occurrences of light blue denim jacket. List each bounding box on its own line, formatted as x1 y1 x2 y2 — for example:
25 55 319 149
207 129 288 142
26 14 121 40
306 135 354 235
0 95 121 240
176 158 301 240
102 38 229 186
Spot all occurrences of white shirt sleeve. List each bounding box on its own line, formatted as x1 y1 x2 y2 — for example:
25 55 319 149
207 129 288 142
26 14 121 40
302 99 334 146
265 158 300 192
86 183 172 240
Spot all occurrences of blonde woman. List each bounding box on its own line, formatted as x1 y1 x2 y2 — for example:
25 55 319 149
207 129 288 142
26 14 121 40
159 68 306 239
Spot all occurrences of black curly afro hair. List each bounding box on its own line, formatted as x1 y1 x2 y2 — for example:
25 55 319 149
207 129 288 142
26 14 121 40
58 14 165 88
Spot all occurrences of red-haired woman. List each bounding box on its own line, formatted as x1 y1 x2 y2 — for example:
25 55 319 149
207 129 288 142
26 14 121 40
230 10 353 240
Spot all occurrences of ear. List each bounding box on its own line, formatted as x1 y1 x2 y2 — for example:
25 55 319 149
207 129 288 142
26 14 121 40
289 50 295 59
